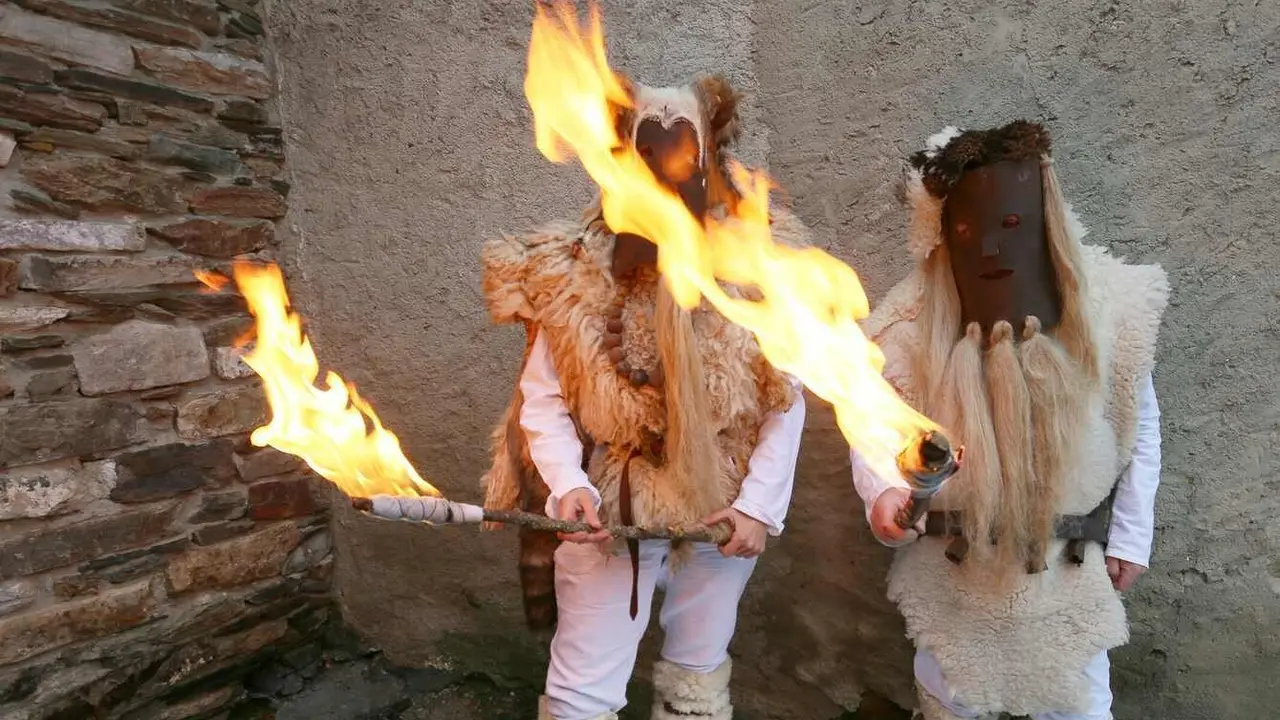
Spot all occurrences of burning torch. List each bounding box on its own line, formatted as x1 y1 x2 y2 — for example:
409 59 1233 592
892 430 963 530
350 428 962 543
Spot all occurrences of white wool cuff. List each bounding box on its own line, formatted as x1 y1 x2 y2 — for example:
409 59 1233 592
651 658 732 720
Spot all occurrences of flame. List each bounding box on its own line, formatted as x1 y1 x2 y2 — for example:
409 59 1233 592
525 1 939 481
193 268 230 292
197 263 441 499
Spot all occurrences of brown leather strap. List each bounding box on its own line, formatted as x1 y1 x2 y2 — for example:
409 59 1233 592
924 511 962 538
944 536 969 564
923 506 1112 545
1064 485 1118 564
620 448 641 621
923 487 1116 568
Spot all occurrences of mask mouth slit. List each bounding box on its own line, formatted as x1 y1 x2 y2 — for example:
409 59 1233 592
979 269 1013 280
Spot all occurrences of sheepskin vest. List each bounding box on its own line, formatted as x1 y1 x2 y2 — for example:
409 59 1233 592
479 208 805 532
867 245 1169 715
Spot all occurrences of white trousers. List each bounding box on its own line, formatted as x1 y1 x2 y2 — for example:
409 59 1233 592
544 539 757 720
915 648 1114 720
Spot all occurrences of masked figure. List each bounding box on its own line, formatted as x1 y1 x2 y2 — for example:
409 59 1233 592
850 121 1168 719
479 74 809 720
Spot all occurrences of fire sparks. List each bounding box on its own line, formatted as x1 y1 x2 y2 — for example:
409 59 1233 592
525 1 939 480
197 263 441 500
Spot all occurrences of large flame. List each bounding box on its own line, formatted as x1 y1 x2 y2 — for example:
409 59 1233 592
526 1 939 481
189 2 939 504
198 263 441 499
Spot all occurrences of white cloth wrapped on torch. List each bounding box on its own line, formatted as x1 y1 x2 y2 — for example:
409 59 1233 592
368 494 486 525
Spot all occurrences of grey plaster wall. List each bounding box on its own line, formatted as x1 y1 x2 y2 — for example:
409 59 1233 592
264 1 1278 718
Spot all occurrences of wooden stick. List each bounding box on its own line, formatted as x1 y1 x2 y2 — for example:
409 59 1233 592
350 496 733 545
480 507 732 544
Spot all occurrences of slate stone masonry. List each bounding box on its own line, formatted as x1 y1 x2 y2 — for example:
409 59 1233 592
0 1 332 718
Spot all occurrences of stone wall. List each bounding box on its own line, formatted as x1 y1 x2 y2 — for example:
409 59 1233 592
0 2 333 718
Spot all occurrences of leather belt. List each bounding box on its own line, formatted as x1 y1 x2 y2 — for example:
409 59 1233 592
923 486 1116 568
923 508 1110 544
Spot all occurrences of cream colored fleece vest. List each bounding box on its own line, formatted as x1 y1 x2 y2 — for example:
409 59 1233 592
868 245 1169 715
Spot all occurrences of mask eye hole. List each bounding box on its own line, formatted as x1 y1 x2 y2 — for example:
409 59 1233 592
1002 214 1021 228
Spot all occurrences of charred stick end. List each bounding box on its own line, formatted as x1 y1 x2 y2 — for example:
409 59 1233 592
351 496 373 513
918 431 951 468
894 430 962 530
896 429 962 493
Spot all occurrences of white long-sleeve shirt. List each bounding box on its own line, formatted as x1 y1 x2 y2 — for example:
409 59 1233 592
850 372 1163 567
518 327 806 536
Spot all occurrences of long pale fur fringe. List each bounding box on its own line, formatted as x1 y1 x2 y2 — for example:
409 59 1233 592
984 320 1037 570
656 279 723 522
940 322 1000 557
1019 315 1089 565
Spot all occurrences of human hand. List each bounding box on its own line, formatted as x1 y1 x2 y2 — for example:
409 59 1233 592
701 507 768 559
870 487 922 547
557 488 611 544
1106 556 1146 592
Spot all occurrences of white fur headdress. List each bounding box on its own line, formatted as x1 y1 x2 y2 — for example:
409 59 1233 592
903 121 1070 263
612 74 743 181
903 126 960 262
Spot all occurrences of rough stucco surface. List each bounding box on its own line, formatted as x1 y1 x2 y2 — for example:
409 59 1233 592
265 1 1278 718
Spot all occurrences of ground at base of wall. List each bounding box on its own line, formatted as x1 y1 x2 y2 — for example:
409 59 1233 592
225 620 538 720
225 634 917 720
229 663 536 720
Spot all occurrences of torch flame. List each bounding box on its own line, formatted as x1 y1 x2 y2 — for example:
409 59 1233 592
193 268 230 292
525 1 939 481
198 263 441 499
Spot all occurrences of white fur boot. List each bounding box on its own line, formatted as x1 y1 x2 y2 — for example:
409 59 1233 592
650 658 733 720
537 694 618 720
